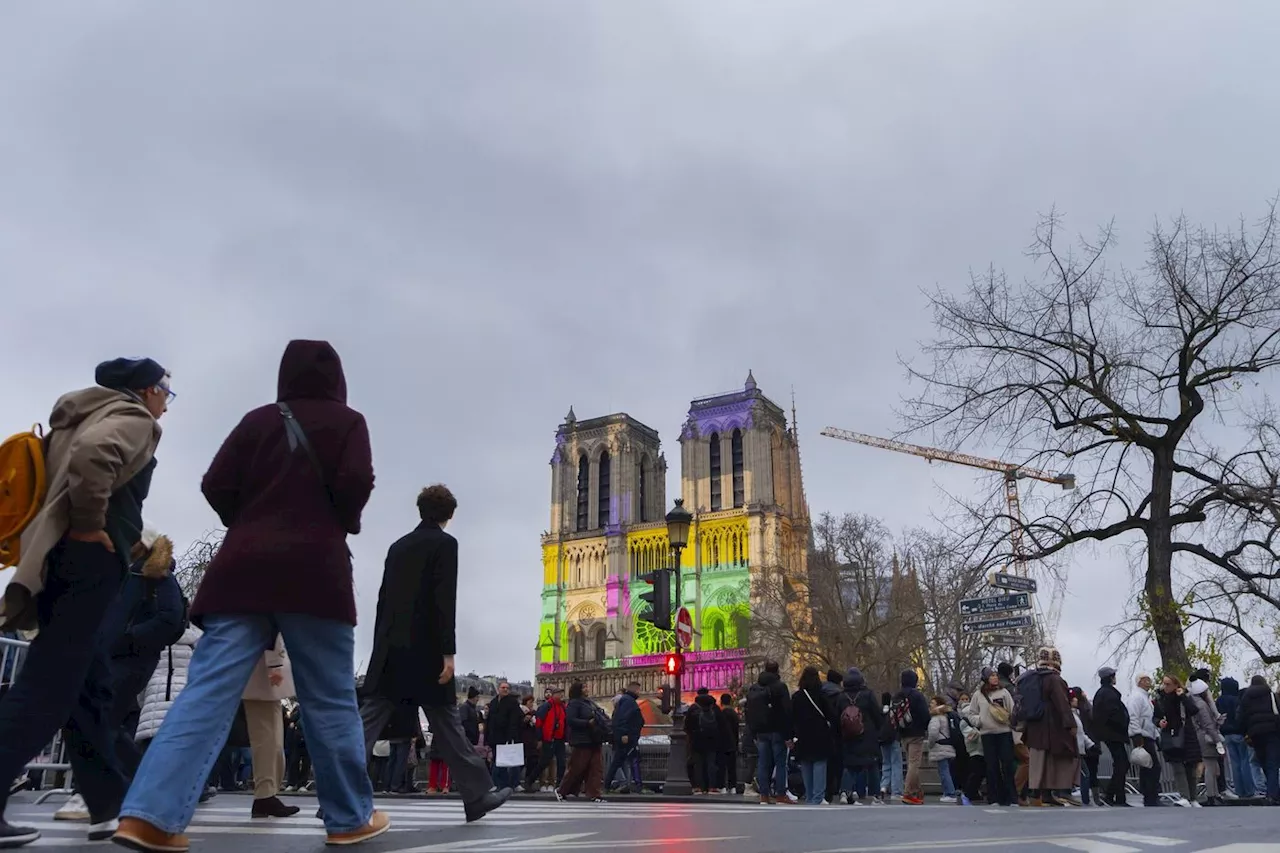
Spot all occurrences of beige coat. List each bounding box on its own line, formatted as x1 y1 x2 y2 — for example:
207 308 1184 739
242 634 295 702
1 388 160 631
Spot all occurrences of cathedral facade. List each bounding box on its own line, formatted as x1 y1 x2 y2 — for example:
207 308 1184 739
534 372 810 700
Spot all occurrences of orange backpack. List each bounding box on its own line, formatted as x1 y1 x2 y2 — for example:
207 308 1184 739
0 426 49 569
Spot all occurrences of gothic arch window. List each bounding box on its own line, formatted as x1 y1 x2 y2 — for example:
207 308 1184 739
571 629 586 663
576 453 590 531
598 451 611 528
593 627 607 662
733 613 751 649
638 455 650 523
732 429 745 508
711 617 726 650
709 433 722 511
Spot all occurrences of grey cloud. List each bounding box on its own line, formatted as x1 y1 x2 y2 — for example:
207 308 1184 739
3 0 1279 683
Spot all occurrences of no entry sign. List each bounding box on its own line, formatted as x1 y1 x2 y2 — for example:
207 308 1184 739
675 607 693 649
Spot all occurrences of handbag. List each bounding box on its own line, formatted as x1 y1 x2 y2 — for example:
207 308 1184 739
1159 728 1185 754
278 402 352 560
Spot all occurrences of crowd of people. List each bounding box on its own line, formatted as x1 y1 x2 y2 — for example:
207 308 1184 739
0 342 511 852
700 652 1280 808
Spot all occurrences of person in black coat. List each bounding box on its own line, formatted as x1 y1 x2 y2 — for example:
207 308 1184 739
717 693 742 794
1090 666 1130 806
556 682 606 801
358 485 509 823
792 667 838 805
1236 675 1280 803
1155 674 1203 803
486 682 525 790
834 667 883 803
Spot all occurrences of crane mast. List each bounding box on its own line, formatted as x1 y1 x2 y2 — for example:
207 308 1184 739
819 426 1074 639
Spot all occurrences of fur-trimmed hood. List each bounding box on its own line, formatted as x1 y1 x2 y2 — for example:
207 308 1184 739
138 535 174 579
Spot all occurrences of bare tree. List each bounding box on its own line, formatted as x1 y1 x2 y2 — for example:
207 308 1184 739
901 202 1280 674
174 530 224 598
899 526 992 693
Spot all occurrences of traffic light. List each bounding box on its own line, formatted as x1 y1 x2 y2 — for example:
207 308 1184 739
658 684 672 715
638 568 672 630
665 652 683 677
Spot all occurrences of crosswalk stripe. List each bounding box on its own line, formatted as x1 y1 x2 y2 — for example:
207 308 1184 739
1044 841 1139 853
1096 833 1186 847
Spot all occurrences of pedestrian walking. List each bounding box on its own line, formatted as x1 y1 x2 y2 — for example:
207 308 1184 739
358 483 511 823
0 357 170 848
603 683 643 793
113 340 382 852
891 670 930 805
240 636 300 818
556 682 606 802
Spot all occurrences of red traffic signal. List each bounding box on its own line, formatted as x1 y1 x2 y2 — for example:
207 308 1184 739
665 652 684 676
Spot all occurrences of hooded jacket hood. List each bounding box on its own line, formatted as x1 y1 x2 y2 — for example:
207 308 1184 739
900 669 919 690
49 387 155 433
1220 677 1240 696
844 667 867 692
138 535 174 580
695 693 717 710
277 340 347 404
758 670 781 688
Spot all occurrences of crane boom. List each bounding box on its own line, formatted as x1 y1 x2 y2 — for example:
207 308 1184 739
819 428 1075 488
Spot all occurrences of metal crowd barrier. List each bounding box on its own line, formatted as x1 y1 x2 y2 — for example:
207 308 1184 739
1 636 75 804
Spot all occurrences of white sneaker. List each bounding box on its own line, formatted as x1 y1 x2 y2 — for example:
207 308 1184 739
939 796 958 804
1221 790 1240 800
54 794 89 822
87 819 118 841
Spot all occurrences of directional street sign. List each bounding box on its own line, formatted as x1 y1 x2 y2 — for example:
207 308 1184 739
959 592 1032 616
961 614 1034 635
989 571 1038 593
987 634 1029 646
675 607 693 650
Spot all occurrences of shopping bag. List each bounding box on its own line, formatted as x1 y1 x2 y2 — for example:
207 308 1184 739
495 743 524 768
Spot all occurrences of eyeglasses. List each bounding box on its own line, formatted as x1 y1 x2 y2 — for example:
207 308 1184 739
155 382 176 405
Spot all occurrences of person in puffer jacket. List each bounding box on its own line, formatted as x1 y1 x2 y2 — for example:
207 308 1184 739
135 625 201 747
925 697 958 803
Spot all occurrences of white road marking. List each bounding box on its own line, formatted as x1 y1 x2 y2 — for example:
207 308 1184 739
1044 840 1140 853
1095 833 1186 847
1191 847 1280 853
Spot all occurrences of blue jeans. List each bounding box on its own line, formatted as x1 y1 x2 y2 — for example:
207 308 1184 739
1224 734 1256 797
841 767 871 798
120 614 374 834
936 757 956 798
755 733 788 798
799 759 826 804
880 742 903 796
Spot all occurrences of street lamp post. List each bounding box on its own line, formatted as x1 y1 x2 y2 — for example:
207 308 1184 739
662 498 694 796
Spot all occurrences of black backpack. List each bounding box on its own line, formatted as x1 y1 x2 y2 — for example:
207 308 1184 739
946 710 966 752
697 705 719 741
745 683 771 731
1014 670 1047 725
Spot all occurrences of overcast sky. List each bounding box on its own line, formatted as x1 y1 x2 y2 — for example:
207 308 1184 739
4 1 1278 692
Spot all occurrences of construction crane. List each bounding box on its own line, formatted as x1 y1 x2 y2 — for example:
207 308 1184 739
819 427 1075 639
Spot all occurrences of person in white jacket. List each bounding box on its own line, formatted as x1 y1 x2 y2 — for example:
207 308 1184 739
1126 674 1162 806
241 635 298 819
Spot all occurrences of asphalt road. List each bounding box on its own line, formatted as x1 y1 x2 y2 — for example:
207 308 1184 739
8 792 1279 852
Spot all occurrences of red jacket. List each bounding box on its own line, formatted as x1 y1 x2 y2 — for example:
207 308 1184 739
191 340 374 626
538 697 567 742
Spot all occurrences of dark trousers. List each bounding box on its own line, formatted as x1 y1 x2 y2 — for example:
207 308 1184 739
1137 739 1162 805
360 695 493 804
719 751 739 792
1104 741 1129 804
559 744 603 799
981 732 1017 806
963 753 987 802
604 741 640 791
0 540 126 822
825 746 842 800
535 739 567 785
691 750 717 792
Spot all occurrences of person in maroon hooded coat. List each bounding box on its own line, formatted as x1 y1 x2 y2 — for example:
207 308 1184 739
114 341 387 853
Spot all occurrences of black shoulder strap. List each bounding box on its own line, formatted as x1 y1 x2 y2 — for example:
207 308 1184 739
277 402 339 512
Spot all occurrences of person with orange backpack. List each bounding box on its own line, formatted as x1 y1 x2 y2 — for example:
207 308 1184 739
0 357 171 848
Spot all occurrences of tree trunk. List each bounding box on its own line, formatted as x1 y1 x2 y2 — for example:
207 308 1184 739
1146 448 1191 677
